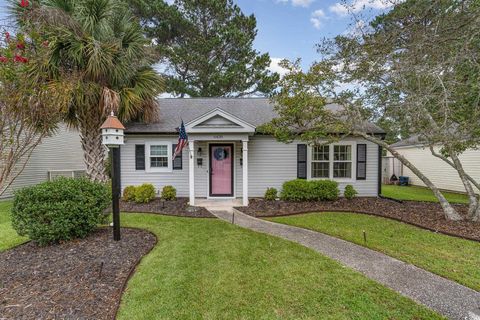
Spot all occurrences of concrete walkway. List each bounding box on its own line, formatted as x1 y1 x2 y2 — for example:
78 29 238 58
208 208 480 320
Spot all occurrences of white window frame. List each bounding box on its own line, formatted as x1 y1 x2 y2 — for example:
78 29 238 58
145 141 173 173
307 141 356 182
311 145 330 179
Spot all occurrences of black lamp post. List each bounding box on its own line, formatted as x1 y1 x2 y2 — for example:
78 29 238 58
101 112 125 241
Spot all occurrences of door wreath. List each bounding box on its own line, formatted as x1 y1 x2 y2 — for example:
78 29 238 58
214 147 229 161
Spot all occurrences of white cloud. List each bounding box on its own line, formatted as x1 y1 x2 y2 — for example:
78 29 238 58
276 0 314 7
329 0 396 16
269 58 289 77
310 9 326 29
292 0 314 7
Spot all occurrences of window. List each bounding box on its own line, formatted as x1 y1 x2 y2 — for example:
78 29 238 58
146 142 172 172
333 145 352 178
150 145 168 168
311 145 329 178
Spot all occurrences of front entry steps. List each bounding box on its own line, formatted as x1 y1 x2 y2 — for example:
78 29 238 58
195 198 242 213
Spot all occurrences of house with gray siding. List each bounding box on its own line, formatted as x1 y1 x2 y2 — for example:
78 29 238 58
123 98 385 206
1 125 86 199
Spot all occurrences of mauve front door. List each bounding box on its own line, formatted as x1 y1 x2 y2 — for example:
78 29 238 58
210 144 233 196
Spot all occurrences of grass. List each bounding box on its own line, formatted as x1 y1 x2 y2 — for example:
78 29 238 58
118 213 442 319
381 184 469 204
0 200 27 252
268 212 480 291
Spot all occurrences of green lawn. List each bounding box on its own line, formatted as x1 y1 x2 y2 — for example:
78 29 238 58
381 184 469 204
0 200 27 252
269 212 480 291
118 213 441 319
0 202 442 318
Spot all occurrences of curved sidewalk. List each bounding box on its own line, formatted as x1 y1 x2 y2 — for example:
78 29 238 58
209 208 480 320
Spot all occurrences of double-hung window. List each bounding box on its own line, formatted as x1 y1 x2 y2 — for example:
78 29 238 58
333 145 352 178
146 142 172 172
311 145 330 178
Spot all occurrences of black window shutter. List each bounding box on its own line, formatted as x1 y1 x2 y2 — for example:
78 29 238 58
172 144 182 170
297 144 307 179
356 144 367 180
135 145 145 170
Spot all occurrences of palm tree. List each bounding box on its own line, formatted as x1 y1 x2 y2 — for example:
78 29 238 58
20 0 163 181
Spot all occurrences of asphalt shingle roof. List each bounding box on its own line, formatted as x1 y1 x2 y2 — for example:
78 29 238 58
125 98 385 134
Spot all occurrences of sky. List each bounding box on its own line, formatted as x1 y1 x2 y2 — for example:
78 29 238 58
0 0 394 73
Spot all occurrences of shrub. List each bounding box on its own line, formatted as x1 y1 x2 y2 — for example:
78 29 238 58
280 179 339 202
344 185 358 200
122 185 137 202
134 183 156 203
161 185 177 201
11 177 110 246
264 187 278 201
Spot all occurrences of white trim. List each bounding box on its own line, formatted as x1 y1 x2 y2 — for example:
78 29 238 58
307 141 356 183
185 108 256 134
189 140 195 205
242 140 249 206
145 141 173 173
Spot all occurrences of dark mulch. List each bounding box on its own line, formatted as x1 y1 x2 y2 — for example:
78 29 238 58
236 197 480 242
0 228 156 320
120 197 215 218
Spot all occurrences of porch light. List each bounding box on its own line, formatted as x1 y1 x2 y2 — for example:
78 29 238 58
197 147 202 157
101 112 125 241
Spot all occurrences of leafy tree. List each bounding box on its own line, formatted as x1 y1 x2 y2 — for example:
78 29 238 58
0 12 70 196
266 0 480 221
20 0 164 182
130 0 279 97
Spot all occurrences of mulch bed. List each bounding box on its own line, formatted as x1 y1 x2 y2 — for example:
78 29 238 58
120 197 215 218
0 228 156 320
236 197 480 242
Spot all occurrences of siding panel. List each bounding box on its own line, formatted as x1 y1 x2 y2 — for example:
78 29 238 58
394 146 480 193
1 125 85 199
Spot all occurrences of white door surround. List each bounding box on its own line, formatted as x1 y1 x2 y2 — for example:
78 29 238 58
184 108 254 207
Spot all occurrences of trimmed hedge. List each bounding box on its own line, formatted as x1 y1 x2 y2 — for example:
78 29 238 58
264 187 278 201
344 185 358 200
134 183 156 203
280 179 339 202
11 177 110 246
161 185 177 201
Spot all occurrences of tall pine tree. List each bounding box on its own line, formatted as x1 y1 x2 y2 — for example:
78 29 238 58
130 0 279 97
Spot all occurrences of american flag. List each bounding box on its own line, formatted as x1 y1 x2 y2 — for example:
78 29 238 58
173 120 188 160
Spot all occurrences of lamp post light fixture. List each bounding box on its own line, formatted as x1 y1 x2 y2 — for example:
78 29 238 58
100 112 125 241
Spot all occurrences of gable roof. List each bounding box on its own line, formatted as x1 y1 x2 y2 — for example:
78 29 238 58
125 98 385 134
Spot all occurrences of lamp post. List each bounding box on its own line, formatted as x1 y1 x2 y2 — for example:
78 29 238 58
100 112 125 241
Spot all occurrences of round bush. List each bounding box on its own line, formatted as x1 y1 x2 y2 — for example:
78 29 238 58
264 187 278 201
161 185 177 201
11 177 110 246
344 185 358 200
122 185 137 202
135 183 156 203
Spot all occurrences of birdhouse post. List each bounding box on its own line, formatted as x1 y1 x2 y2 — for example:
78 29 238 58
101 112 125 241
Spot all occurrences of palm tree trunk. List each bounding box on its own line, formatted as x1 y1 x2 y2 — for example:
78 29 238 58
78 109 108 183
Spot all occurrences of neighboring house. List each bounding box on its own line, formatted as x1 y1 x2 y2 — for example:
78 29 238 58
0 125 86 199
123 98 385 206
390 137 480 193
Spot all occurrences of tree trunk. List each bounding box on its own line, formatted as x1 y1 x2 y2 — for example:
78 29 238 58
354 131 463 221
429 146 480 222
78 109 108 183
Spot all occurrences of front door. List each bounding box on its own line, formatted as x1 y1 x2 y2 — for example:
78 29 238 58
209 144 234 197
